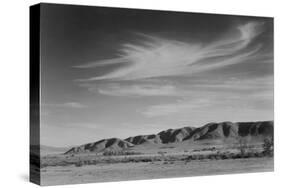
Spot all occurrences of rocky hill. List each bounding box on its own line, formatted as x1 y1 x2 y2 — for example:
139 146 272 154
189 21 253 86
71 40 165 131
65 138 133 154
65 121 273 154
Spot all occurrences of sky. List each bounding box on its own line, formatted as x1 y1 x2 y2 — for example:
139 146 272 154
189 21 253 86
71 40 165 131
40 4 273 147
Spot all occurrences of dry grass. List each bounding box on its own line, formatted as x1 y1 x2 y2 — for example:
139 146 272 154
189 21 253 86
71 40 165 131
41 157 274 186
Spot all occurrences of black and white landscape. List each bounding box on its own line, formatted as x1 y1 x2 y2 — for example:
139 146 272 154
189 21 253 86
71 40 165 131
34 3 273 186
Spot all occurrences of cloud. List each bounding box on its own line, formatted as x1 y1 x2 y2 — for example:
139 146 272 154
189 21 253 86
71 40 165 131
75 22 265 81
80 74 272 97
142 89 273 118
141 76 273 117
43 102 86 108
62 102 86 108
142 98 211 117
96 83 185 97
191 76 273 92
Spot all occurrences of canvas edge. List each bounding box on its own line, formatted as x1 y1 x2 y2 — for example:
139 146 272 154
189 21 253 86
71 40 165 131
30 3 41 186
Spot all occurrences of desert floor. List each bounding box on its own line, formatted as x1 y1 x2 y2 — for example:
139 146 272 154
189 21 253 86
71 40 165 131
41 157 273 186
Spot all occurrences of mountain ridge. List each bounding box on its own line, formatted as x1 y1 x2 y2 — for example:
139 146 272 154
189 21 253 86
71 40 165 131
65 121 273 154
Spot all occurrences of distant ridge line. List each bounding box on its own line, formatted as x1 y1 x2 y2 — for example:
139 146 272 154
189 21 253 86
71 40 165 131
65 120 273 154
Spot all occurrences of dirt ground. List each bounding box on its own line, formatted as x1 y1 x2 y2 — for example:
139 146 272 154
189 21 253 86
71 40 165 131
41 157 273 186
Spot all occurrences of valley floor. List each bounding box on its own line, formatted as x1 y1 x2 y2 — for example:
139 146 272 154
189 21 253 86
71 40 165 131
41 157 273 186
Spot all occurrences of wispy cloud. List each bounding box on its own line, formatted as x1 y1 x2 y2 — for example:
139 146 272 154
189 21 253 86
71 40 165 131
96 83 185 97
141 76 273 117
75 22 265 81
142 90 273 118
43 102 87 108
190 76 273 92
79 74 272 97
63 102 86 108
142 98 211 117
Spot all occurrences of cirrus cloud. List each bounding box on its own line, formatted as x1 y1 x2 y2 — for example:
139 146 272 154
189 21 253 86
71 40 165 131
75 22 265 81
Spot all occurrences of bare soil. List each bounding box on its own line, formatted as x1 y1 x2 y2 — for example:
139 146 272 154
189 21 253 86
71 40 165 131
41 157 273 186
